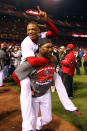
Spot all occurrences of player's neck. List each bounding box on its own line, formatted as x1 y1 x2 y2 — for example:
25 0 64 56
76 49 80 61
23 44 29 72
31 37 39 44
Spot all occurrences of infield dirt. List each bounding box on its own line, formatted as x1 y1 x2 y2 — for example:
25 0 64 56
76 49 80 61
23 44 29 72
0 85 79 131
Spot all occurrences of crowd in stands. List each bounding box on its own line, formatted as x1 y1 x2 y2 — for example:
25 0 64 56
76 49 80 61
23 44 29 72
0 16 27 41
0 2 25 17
0 2 87 44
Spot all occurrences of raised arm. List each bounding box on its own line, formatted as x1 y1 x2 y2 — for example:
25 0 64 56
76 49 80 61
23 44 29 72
37 6 58 37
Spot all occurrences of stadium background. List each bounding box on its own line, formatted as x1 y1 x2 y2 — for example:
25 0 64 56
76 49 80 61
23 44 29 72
0 1 87 131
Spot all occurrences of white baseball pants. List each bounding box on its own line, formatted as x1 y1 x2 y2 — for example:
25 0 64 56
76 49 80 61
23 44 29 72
54 72 77 111
32 89 52 131
20 77 34 131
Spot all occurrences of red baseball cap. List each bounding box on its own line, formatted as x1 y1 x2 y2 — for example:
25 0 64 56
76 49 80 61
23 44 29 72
67 44 74 49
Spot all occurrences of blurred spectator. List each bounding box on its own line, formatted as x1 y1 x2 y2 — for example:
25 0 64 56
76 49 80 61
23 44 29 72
58 46 66 78
0 43 6 86
11 47 21 68
8 46 15 76
53 46 59 63
79 48 84 60
61 44 75 98
3 48 10 79
83 50 87 74
75 51 82 75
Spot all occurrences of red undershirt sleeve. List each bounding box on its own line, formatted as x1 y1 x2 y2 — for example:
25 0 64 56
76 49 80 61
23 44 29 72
46 20 58 37
12 72 21 88
26 57 50 66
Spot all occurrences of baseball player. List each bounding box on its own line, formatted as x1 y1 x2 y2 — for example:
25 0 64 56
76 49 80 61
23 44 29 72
13 38 81 131
12 6 58 131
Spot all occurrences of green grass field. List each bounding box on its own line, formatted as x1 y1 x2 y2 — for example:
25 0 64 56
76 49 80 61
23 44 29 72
5 67 87 131
51 67 87 131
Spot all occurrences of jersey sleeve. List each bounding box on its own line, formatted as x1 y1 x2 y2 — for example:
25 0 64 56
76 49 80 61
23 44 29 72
26 57 50 66
12 72 20 87
21 40 35 60
12 61 33 87
45 20 58 38
14 61 33 81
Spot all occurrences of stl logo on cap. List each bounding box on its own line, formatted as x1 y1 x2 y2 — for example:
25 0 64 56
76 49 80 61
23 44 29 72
67 44 74 49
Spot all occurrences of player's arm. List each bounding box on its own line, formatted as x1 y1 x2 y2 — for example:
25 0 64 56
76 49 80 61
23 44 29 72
26 55 57 66
37 6 58 37
45 20 58 37
12 61 33 87
26 57 50 66
12 72 21 87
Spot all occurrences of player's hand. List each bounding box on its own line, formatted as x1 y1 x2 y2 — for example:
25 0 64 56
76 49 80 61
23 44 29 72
37 6 47 22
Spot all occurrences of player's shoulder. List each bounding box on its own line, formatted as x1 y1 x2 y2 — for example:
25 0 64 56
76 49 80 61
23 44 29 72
40 32 47 38
21 36 30 46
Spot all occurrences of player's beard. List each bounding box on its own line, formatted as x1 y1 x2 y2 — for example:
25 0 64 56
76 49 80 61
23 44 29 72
43 52 53 59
